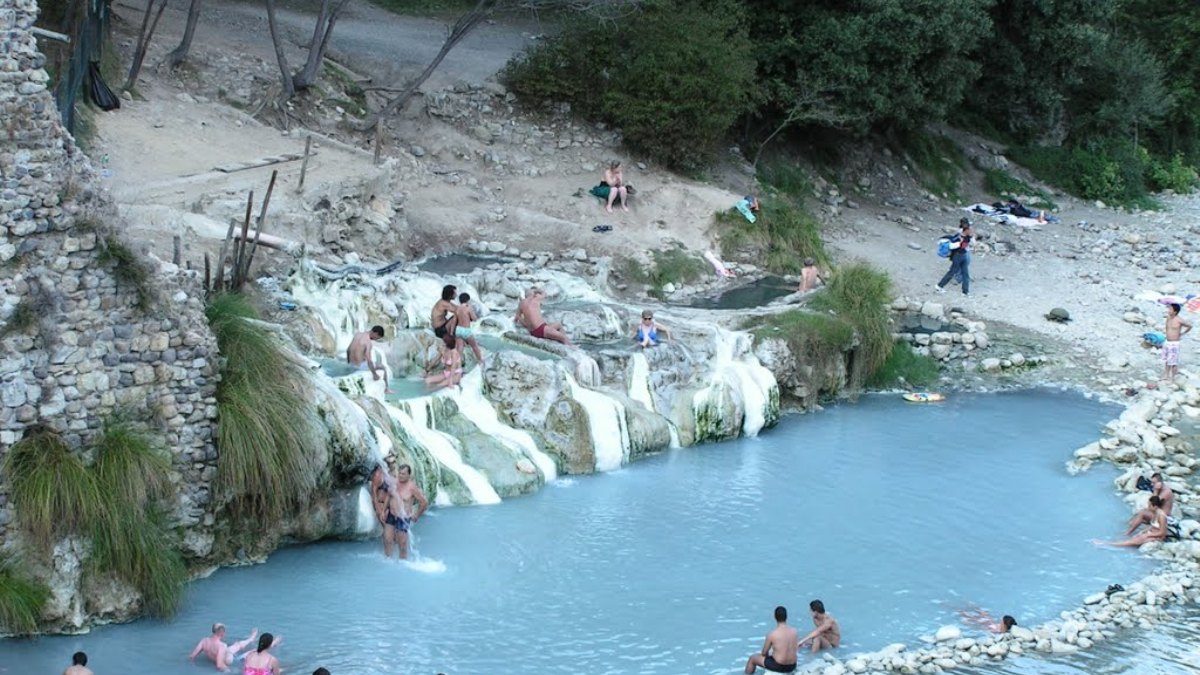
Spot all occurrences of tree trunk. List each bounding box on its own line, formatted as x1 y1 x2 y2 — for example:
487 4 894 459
166 0 203 68
292 0 351 92
124 0 169 92
265 0 295 98
363 0 494 128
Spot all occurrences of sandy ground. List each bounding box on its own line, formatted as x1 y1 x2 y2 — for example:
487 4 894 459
93 0 1200 378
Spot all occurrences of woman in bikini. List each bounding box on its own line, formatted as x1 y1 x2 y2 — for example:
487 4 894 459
241 633 281 675
424 333 464 390
1095 496 1168 547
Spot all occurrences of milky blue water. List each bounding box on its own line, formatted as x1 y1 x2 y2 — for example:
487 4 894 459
0 391 1157 674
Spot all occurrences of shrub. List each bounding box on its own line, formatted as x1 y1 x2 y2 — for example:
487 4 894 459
897 131 966 200
1014 140 1171 208
2 430 101 550
92 418 171 508
0 299 38 338
982 169 1058 210
0 557 50 635
867 342 940 389
503 0 756 171
717 198 828 275
1148 154 1199 193
810 264 894 389
207 293 322 520
748 310 854 394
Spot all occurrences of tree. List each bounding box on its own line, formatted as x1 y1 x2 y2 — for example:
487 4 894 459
166 0 202 67
363 0 639 128
264 0 294 98
292 0 352 91
125 0 169 92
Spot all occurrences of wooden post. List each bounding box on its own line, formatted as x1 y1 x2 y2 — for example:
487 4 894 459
297 135 313 192
203 253 211 294
373 120 383 165
172 235 181 266
243 170 278 280
214 216 238 293
233 191 254 290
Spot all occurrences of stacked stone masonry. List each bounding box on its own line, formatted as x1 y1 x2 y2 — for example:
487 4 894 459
0 0 220 565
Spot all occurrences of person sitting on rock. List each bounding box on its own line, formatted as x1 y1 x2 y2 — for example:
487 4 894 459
346 326 386 382
602 161 629 213
633 310 670 348
431 284 458 339
424 333 464 390
798 599 840 653
1127 473 1174 535
515 287 572 345
1096 496 1167 547
744 605 798 674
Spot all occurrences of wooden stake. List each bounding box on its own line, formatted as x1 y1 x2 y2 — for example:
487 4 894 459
203 253 211 294
233 190 254 290
243 171 278 281
214 215 238 293
172 234 181 266
297 135 312 191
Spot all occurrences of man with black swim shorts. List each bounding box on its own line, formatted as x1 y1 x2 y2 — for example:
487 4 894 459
745 606 798 674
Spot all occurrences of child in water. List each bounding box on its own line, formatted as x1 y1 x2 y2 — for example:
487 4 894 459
454 292 485 366
633 310 671 348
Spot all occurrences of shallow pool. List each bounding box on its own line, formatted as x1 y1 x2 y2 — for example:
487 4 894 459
0 391 1153 674
687 276 795 309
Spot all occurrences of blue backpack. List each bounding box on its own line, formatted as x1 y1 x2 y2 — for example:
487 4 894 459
936 234 960 258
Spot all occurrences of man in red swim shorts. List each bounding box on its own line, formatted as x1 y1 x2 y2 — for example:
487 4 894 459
514 286 572 345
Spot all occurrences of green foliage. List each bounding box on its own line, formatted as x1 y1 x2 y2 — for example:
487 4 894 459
748 0 992 131
504 0 756 170
810 264 894 389
2 431 101 550
1148 154 1199 193
896 131 965 199
982 169 1058 210
619 246 709 297
97 234 154 310
92 419 171 516
1015 141 1165 208
748 310 854 394
717 198 827 275
867 342 939 389
0 299 38 337
0 557 50 635
207 293 322 521
758 161 812 202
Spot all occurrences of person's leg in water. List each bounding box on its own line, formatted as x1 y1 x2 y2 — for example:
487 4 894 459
382 522 396 558
810 635 833 653
397 527 410 559
466 336 484 365
744 653 767 674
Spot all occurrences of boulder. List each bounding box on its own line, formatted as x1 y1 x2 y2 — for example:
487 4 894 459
935 625 962 642
981 358 1002 372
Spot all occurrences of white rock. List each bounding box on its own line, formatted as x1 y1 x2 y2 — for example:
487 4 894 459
921 302 945 319
1050 639 1078 654
981 358 1002 372
935 625 962 642
1009 626 1035 641
1083 592 1106 605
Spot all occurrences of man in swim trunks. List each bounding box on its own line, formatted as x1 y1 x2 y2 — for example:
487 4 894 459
189 622 259 671
798 599 840 653
1127 472 1175 536
455 292 485 365
514 286 572 345
371 461 402 558
745 606 798 673
1162 302 1192 382
392 463 429 559
346 326 386 381
431 284 458 339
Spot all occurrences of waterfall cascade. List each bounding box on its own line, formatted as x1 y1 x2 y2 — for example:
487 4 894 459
277 262 782 517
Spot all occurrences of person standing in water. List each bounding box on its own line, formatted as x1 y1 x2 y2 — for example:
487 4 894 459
798 599 840 653
64 652 93 675
455 292 485 365
241 633 281 675
391 464 429 560
189 622 259 671
744 606 798 674
431 284 458 339
1162 302 1192 382
371 461 403 558
515 287 572 345
346 326 386 380
798 258 823 292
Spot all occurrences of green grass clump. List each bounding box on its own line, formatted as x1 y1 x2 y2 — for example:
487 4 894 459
748 310 854 394
619 246 709 298
207 293 321 520
2 431 101 550
867 342 940 389
97 234 154 311
983 169 1058 210
898 131 966 200
0 557 50 635
3 423 187 620
810 263 894 389
0 299 38 338
718 198 828 275
758 160 812 202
